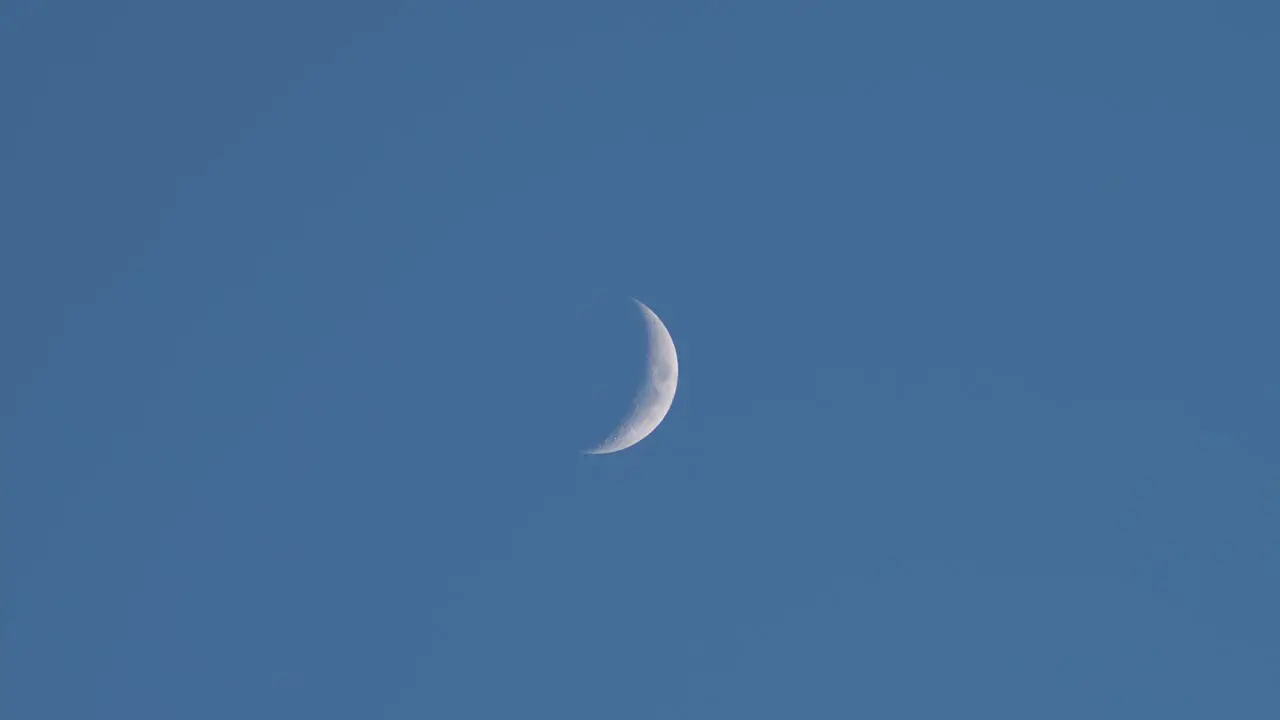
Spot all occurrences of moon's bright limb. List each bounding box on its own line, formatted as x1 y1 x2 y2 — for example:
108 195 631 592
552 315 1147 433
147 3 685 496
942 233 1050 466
585 299 679 455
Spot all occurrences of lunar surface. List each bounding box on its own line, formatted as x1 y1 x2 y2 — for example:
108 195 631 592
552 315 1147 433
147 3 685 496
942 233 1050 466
584 299 679 455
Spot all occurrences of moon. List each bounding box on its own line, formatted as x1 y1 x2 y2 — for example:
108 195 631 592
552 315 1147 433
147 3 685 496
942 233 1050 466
584 299 679 455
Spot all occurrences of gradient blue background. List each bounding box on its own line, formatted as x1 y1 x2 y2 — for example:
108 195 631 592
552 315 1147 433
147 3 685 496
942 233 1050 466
3 1 1278 717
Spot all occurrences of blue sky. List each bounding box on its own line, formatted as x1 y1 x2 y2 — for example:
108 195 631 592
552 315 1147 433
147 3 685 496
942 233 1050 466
2 1 1278 717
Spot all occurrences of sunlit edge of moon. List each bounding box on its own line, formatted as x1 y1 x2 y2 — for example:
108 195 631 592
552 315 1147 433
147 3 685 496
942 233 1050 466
583 298 679 455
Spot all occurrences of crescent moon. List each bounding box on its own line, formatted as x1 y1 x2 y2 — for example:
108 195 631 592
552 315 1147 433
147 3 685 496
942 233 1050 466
584 299 679 455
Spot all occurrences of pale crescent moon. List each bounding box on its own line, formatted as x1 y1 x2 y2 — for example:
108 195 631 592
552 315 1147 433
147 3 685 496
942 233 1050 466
584 299 679 455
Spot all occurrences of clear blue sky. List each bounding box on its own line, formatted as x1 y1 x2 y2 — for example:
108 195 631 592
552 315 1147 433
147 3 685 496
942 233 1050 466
2 1 1278 717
